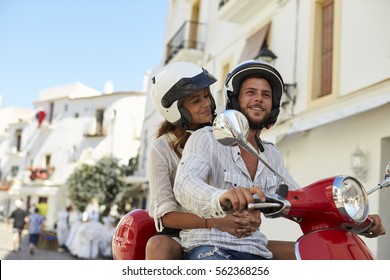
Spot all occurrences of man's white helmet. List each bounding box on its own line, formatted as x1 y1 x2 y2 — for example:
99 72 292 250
151 61 217 129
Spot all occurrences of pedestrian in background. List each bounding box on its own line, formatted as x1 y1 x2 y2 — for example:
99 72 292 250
56 205 73 252
9 199 27 252
28 207 44 255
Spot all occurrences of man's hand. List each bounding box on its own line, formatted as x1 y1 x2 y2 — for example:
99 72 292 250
220 186 266 213
212 210 260 238
364 214 386 238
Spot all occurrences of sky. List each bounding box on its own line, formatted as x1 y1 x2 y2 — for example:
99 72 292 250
0 0 168 109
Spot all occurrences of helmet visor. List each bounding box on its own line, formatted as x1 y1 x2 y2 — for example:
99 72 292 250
161 70 217 108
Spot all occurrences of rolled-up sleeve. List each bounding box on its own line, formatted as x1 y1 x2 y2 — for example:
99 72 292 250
174 128 227 218
148 137 179 232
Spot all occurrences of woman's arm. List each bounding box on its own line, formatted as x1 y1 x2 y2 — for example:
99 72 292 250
148 139 180 231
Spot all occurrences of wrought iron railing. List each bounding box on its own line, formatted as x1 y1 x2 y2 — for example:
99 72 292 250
165 21 205 64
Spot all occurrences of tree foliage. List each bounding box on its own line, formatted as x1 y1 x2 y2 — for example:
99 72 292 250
66 156 127 213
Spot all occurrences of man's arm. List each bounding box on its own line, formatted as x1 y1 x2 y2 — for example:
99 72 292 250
174 128 267 217
174 129 227 218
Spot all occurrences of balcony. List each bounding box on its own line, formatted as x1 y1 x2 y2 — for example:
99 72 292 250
165 21 206 64
28 166 55 181
218 0 273 23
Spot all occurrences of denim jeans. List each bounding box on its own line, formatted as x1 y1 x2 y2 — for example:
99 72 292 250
183 245 272 260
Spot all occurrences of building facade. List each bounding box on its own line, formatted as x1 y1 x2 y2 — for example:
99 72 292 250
0 82 145 228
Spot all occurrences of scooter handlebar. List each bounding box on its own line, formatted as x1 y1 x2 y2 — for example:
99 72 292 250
351 216 374 235
224 198 283 214
248 200 283 210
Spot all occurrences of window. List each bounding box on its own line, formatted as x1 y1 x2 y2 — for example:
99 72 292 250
49 102 54 123
321 0 334 97
189 0 200 49
11 166 19 177
44 154 51 168
15 129 22 152
312 0 335 100
96 109 104 135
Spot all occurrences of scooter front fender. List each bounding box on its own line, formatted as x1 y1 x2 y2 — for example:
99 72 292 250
295 229 375 260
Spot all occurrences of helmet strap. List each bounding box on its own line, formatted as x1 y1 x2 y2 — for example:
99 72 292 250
254 128 265 153
177 107 192 129
226 90 240 110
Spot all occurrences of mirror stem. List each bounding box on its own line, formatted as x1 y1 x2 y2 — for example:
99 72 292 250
239 138 286 185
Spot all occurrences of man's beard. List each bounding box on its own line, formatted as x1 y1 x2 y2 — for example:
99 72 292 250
242 110 271 130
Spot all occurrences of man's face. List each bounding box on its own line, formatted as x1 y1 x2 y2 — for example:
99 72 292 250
237 77 272 128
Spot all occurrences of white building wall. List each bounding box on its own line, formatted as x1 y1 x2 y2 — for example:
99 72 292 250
340 0 390 95
1 83 145 229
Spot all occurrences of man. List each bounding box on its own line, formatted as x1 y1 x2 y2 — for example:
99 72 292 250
173 60 385 260
9 199 27 252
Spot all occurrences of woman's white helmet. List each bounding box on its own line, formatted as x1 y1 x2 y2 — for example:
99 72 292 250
151 61 217 129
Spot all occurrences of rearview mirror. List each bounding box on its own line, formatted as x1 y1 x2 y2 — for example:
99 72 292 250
212 109 249 147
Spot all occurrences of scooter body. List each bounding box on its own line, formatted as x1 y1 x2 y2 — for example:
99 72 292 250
296 229 375 260
279 176 375 260
112 209 155 260
285 177 374 260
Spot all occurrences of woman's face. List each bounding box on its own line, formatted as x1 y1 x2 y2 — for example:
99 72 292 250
181 88 213 130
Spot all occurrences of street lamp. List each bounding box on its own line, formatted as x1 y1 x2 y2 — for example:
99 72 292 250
255 44 277 64
351 146 367 181
255 46 297 105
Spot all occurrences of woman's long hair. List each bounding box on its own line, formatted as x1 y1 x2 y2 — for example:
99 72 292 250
156 121 190 158
156 90 216 158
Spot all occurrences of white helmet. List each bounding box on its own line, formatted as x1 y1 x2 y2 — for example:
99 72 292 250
151 61 217 129
15 199 23 208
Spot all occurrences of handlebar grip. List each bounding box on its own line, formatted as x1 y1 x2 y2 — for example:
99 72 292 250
248 202 283 210
223 198 283 213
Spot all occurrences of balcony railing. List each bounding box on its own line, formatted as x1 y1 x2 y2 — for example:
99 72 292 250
165 21 205 64
218 0 273 23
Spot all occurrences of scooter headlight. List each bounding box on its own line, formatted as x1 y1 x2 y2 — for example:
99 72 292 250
332 176 369 224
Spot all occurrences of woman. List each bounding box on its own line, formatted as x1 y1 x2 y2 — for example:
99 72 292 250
146 61 261 259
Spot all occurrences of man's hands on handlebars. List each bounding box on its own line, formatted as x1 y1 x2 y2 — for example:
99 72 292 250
220 186 266 213
365 214 386 238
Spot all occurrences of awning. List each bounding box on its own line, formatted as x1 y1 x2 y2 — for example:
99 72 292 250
239 23 270 62
8 183 61 196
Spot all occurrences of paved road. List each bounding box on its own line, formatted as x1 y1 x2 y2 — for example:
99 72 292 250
0 222 101 260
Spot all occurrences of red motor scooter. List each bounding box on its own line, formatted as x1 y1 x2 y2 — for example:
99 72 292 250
112 110 389 260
